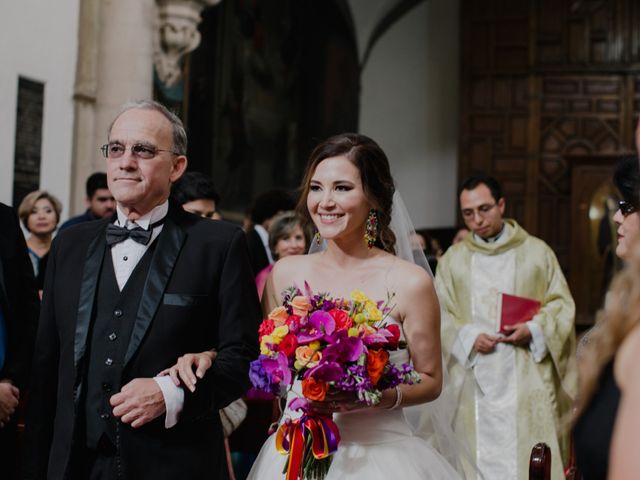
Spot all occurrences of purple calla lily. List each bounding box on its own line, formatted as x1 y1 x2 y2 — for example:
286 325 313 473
304 361 344 382
297 310 336 344
322 335 365 363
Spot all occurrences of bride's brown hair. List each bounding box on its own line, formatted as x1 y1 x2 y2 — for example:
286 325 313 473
297 133 396 253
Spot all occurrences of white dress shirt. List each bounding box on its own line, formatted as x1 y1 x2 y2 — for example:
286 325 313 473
254 224 275 264
111 201 183 428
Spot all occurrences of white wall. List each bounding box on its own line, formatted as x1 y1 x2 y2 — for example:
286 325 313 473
0 1 79 215
352 0 460 228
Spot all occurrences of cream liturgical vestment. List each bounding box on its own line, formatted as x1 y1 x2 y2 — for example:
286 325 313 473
435 220 577 480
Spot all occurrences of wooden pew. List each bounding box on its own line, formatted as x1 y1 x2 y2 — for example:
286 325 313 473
529 442 580 480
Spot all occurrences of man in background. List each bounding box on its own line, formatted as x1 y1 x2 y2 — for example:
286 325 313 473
435 175 577 479
0 203 39 479
171 171 222 219
59 172 115 230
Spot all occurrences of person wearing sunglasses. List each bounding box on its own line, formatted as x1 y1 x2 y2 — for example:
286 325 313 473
22 100 260 480
573 154 640 479
611 155 640 261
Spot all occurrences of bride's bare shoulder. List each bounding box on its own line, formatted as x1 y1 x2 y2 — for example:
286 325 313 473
270 253 321 287
389 255 434 292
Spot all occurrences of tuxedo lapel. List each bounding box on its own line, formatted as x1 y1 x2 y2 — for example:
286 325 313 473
74 228 107 369
124 212 186 366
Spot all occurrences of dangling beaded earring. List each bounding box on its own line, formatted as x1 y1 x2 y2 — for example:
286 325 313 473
364 209 378 249
314 231 322 246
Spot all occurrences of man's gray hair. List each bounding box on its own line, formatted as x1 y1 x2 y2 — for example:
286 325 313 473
108 99 187 155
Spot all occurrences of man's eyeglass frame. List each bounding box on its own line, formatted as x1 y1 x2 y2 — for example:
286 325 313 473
100 143 180 160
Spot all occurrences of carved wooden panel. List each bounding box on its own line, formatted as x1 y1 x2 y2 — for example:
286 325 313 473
460 0 640 324
569 156 620 326
538 75 627 267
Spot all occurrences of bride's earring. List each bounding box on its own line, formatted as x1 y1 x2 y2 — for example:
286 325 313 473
364 209 378 249
314 231 322 246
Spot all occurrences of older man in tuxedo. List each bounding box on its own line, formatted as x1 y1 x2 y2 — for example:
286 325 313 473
0 203 39 479
24 100 260 480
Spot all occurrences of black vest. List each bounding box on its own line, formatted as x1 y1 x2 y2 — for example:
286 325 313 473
84 244 156 449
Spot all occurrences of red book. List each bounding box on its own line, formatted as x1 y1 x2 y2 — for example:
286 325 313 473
498 293 541 334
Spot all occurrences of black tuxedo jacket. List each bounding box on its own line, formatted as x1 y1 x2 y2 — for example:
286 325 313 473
246 228 270 276
0 203 39 388
24 203 260 480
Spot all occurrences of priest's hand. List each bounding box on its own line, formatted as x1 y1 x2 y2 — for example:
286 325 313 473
499 323 531 347
473 333 499 354
110 378 166 428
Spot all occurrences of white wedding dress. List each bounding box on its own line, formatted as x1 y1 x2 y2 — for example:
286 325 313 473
247 318 462 479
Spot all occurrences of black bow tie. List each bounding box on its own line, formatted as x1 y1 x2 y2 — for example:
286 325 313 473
105 219 165 246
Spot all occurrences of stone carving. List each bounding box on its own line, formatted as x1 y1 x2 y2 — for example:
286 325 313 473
154 0 221 87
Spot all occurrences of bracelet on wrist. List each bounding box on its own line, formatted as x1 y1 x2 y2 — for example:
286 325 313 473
388 385 403 410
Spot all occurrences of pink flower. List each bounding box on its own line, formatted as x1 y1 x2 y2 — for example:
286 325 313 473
297 311 336 344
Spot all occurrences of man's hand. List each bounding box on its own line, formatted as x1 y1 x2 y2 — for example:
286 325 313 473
473 333 500 354
499 323 532 347
110 378 166 428
0 380 19 429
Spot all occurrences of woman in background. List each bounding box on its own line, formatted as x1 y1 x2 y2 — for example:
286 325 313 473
573 154 640 479
255 210 308 299
611 155 640 261
18 190 62 290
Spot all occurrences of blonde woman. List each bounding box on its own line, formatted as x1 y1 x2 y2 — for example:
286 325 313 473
18 190 62 289
573 237 640 479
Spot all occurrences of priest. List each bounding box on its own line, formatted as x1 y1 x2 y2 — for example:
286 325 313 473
435 175 577 480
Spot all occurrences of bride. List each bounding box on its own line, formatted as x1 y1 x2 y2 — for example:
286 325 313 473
167 133 463 479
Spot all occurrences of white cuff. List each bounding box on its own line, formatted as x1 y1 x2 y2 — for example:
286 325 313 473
527 321 547 363
451 324 484 368
154 376 185 429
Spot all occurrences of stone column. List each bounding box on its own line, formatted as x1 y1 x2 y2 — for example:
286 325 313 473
69 0 220 215
69 0 101 216
92 0 158 154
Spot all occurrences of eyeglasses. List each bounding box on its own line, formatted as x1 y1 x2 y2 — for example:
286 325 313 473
100 142 180 160
619 200 638 217
461 203 497 219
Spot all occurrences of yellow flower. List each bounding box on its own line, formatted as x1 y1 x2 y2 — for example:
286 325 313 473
308 341 321 351
348 327 359 337
260 335 276 354
353 313 367 324
350 290 370 305
271 325 289 340
364 303 383 322
268 306 289 326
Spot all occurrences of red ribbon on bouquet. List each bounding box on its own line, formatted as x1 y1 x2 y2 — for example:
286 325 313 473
275 414 341 480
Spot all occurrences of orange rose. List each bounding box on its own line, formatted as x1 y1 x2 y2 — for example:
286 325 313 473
268 306 289 326
294 346 322 369
290 296 312 316
367 349 389 386
302 377 328 401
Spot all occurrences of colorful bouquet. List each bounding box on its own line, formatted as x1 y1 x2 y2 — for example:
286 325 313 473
249 284 421 480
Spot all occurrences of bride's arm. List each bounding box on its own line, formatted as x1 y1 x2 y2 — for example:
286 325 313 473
387 266 443 408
